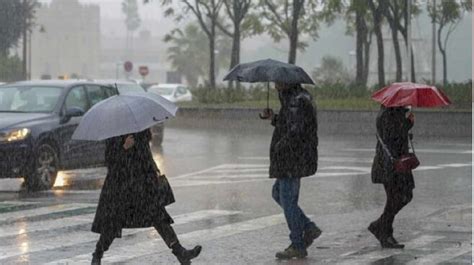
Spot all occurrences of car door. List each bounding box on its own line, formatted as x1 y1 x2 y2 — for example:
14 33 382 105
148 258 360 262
84 84 117 165
59 85 91 168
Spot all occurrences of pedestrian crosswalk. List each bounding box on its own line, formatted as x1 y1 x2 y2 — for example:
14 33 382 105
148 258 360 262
0 200 470 264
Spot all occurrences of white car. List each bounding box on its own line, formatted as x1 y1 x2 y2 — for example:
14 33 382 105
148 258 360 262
148 84 192 103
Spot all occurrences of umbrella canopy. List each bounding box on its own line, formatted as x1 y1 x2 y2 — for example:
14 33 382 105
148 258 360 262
223 59 314 84
72 93 178 141
372 82 452 108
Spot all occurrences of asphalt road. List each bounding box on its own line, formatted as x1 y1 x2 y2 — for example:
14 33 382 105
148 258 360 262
0 118 471 264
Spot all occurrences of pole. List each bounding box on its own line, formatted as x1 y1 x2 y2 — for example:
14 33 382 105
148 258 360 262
431 0 436 84
28 29 31 80
406 0 412 82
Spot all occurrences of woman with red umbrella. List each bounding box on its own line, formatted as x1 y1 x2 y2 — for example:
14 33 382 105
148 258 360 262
368 82 450 248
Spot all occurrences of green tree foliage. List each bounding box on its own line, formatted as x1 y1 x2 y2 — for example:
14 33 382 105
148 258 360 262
164 23 231 87
428 0 471 86
312 55 351 85
258 0 321 64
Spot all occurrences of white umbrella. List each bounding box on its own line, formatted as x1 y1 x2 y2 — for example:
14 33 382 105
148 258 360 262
72 93 178 141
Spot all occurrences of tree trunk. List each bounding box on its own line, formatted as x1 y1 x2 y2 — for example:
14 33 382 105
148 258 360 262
288 30 298 64
209 21 216 90
229 24 241 89
391 25 402 81
373 12 385 86
288 0 302 65
363 31 372 86
355 9 366 85
437 25 447 86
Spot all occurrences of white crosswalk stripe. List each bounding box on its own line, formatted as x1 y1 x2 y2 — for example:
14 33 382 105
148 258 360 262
0 203 95 223
46 214 288 264
0 208 241 261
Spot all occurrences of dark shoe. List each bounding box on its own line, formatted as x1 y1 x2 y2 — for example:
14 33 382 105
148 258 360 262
275 245 308 260
91 252 102 265
304 223 322 248
381 236 405 249
368 221 384 242
172 244 202 265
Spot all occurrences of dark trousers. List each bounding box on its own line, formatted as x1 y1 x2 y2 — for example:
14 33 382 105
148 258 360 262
95 223 179 256
374 181 413 237
272 177 314 250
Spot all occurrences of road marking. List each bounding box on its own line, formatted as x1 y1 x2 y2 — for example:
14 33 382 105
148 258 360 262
238 156 374 163
172 164 228 179
0 209 241 261
46 214 288 264
0 179 24 192
344 148 472 155
406 243 471 264
0 203 95 223
338 235 445 265
0 201 41 206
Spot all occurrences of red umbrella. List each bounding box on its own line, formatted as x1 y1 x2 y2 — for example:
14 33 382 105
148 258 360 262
372 82 452 108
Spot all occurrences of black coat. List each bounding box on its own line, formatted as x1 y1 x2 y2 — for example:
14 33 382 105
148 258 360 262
371 107 415 188
91 129 174 238
269 87 318 179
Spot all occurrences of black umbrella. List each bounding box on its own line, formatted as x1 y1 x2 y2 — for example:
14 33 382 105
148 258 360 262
223 59 314 119
223 59 315 84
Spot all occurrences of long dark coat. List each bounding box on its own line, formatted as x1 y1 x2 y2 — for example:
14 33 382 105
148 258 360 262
91 129 174 238
371 107 415 189
269 86 318 179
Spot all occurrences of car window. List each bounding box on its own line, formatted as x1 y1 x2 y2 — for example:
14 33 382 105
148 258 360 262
87 85 111 107
0 86 62 113
65 86 88 112
177 87 187 96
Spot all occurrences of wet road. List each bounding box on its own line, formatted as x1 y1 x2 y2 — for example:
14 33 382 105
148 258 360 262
0 118 472 264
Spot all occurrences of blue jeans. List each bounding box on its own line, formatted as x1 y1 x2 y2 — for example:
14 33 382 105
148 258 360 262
272 176 314 250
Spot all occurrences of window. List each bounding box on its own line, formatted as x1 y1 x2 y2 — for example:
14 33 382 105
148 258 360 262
86 85 110 107
177 87 187 96
0 86 62 113
65 86 88 112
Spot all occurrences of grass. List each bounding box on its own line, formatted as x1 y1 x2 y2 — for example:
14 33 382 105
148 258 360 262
177 98 471 112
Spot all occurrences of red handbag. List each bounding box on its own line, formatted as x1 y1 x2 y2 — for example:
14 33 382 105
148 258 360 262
377 133 420 173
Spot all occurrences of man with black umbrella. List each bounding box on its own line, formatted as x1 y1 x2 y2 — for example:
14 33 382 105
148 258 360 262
261 82 321 259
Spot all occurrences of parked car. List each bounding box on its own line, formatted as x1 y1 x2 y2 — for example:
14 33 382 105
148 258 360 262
148 84 192 103
93 80 165 146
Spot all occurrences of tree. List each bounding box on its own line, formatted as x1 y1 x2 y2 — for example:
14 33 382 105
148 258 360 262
382 0 421 82
368 0 385 87
0 1 24 55
216 0 263 88
122 0 141 56
164 23 231 87
312 55 351 85
151 0 224 90
428 0 471 86
259 0 320 64
321 0 373 86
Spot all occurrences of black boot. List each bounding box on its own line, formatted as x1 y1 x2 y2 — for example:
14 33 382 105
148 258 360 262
91 251 102 265
172 243 202 265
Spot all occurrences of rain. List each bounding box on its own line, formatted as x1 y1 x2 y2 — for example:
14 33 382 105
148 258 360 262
0 0 472 264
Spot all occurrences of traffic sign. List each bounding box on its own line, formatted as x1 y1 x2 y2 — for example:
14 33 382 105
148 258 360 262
124 61 133 72
139 66 149 77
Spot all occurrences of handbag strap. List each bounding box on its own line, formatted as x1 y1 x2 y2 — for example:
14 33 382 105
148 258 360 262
408 133 416 154
376 132 394 161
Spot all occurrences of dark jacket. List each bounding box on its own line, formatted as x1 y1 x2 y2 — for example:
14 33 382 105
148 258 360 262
91 129 174 238
269 86 318 179
371 106 415 188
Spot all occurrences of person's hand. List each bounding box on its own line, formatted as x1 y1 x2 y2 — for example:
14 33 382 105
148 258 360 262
407 112 415 124
259 108 274 120
123 135 135 150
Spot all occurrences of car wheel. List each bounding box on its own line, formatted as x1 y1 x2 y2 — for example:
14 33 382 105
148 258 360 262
25 143 58 191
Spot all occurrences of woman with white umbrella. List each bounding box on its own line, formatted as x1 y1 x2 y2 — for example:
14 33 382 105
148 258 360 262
72 92 201 265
